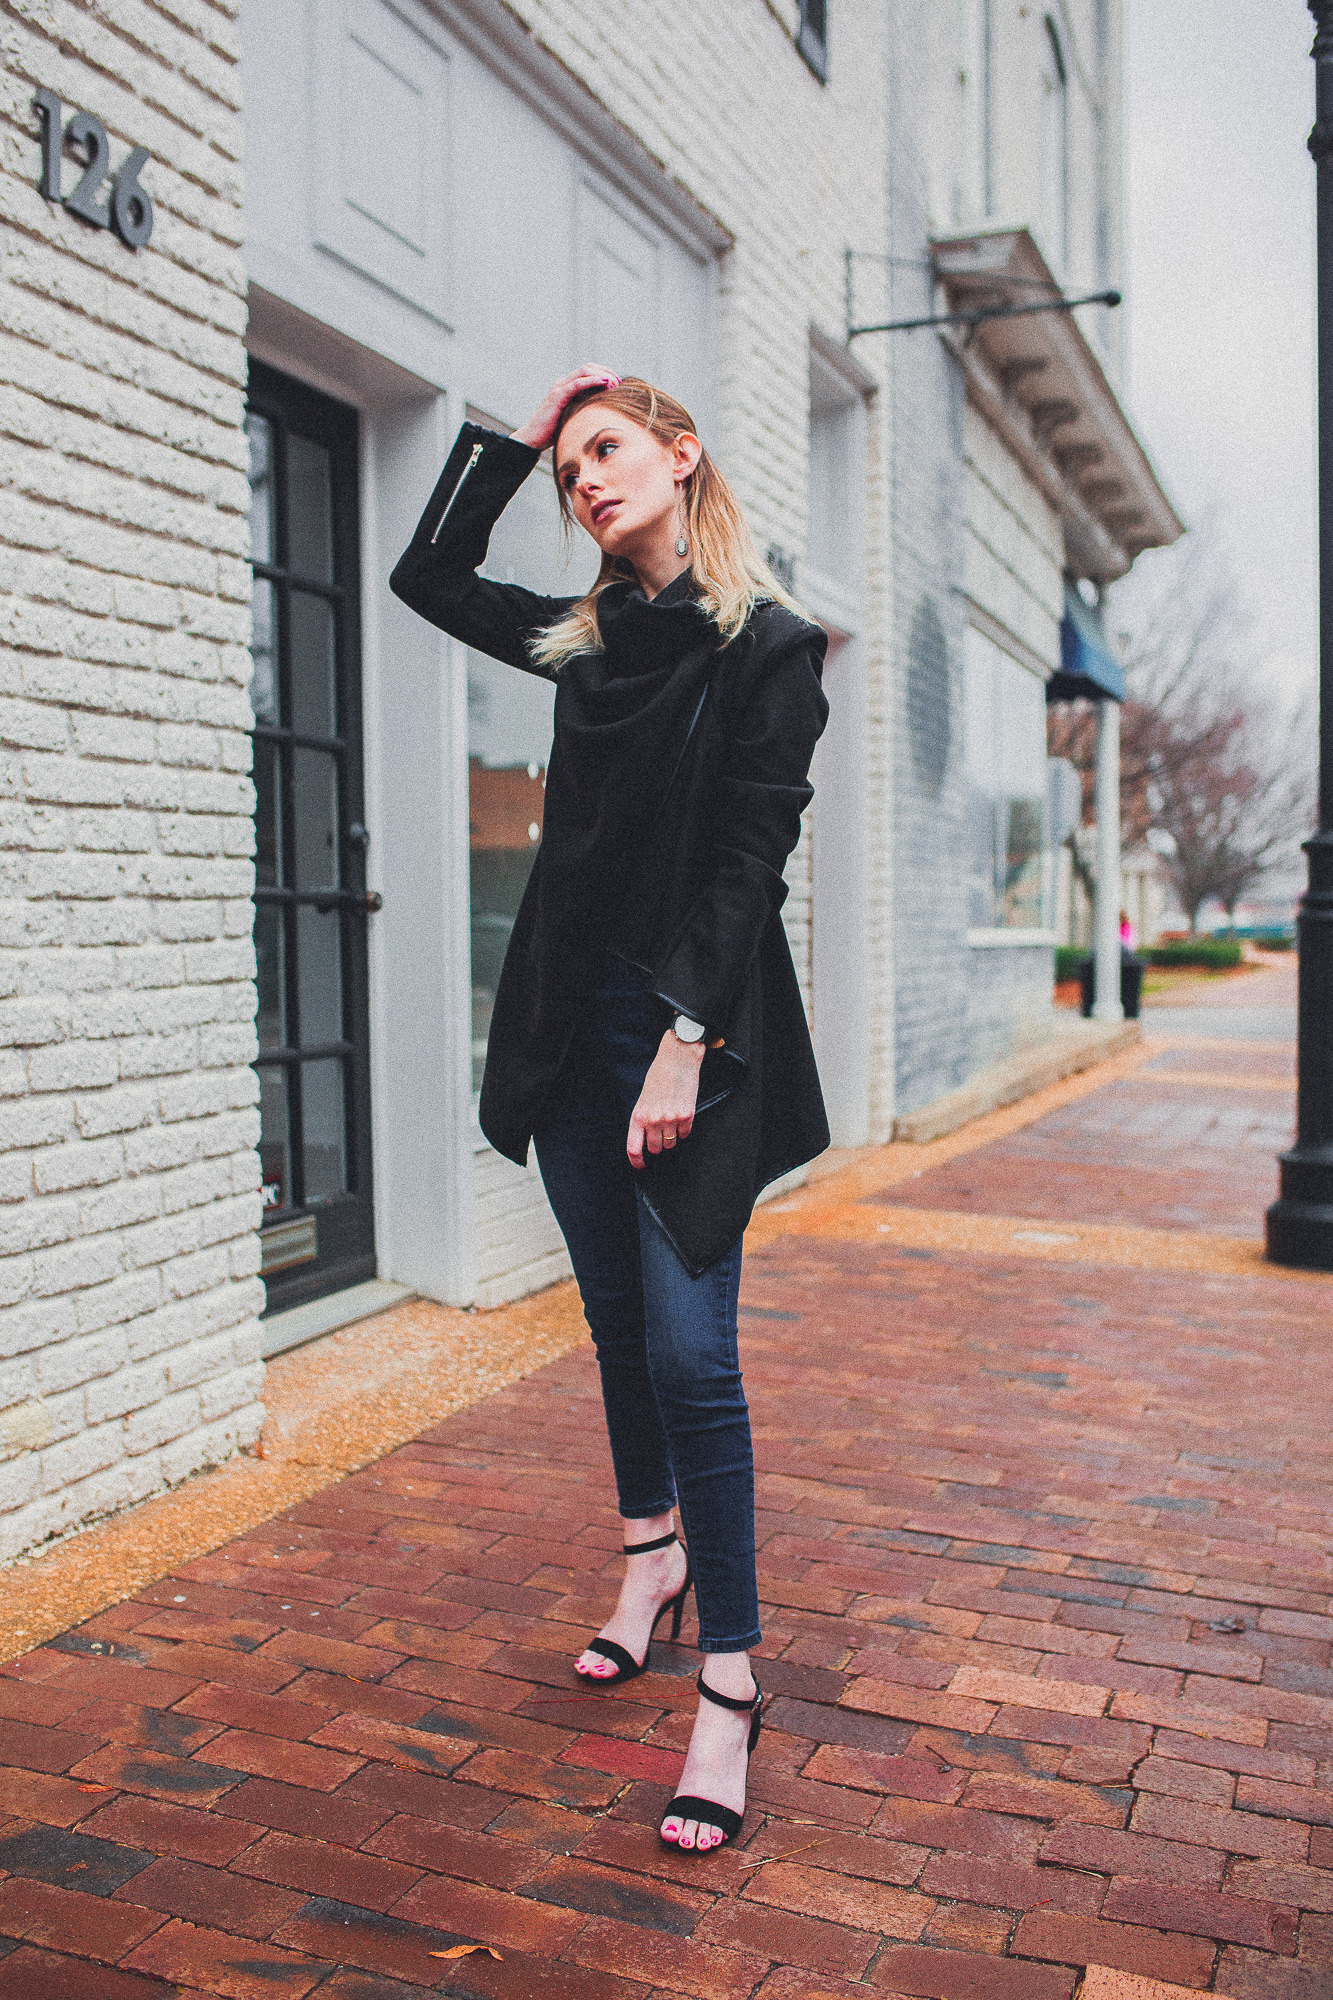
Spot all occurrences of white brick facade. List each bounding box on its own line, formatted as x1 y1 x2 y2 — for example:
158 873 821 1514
0 0 263 1563
0 0 1169 1562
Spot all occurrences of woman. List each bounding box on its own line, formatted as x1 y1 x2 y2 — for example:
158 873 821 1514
390 366 829 1853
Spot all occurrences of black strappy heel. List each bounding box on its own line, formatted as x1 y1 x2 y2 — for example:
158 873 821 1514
575 1530 693 1687
660 1668 764 1850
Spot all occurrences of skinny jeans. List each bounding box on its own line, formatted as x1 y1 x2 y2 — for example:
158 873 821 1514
532 952 761 1654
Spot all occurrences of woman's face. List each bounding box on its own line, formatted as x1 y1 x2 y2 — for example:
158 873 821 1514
555 403 699 561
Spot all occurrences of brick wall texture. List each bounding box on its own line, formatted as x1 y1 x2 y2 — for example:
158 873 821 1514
0 0 263 1564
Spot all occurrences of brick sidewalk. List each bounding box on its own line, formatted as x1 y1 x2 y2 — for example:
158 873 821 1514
3 970 1332 1999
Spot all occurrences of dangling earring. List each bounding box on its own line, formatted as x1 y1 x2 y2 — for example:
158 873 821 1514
675 529 689 558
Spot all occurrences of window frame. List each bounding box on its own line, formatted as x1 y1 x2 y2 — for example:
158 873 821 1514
797 0 828 84
246 359 377 1312
1040 12 1071 276
955 0 991 222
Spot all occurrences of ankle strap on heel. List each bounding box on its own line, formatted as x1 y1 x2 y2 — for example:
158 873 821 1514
696 1667 761 1711
622 1529 677 1556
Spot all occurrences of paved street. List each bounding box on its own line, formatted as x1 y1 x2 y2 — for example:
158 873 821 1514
3 958 1332 2000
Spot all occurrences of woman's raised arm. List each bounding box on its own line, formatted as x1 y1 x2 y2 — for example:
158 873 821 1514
390 362 621 675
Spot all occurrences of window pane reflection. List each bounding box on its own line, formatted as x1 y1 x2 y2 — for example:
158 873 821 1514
249 576 279 725
247 413 274 567
468 658 551 1094
287 434 334 584
464 437 591 1092
258 1065 293 1214
291 747 340 890
302 1058 347 1203
290 591 337 741
964 627 1047 930
254 740 282 890
296 905 343 1049
254 904 286 1050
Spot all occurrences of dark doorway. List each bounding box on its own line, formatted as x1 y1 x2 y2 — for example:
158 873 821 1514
246 359 375 1311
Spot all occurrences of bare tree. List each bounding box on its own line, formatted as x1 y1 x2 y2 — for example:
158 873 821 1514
1048 534 1314 931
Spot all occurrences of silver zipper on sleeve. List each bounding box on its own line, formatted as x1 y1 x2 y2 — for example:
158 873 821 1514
430 441 483 543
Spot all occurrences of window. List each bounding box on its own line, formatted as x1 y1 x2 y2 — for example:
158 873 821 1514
1039 14 1069 275
955 0 990 221
965 628 1048 931
807 361 862 593
466 417 597 1094
797 0 828 83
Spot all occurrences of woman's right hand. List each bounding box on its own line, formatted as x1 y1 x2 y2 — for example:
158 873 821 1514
512 366 621 451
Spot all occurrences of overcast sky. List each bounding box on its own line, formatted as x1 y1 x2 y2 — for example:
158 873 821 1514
1122 0 1316 703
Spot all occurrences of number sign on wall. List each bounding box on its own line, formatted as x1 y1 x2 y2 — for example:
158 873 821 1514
34 90 154 249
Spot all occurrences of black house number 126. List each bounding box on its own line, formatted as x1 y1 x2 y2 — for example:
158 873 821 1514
34 90 154 250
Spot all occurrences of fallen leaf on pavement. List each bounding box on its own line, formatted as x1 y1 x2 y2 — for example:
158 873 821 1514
429 1946 503 1961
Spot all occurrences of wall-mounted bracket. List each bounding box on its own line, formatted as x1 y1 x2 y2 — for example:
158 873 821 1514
846 284 1121 342
843 244 1119 340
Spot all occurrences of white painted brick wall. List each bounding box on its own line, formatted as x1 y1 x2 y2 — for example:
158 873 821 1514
964 404 1064 670
0 0 262 1564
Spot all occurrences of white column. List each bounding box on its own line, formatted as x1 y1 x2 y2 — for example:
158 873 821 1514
1093 696 1124 1023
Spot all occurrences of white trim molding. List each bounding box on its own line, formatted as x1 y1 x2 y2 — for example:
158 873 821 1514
959 594 1053 684
967 928 1059 948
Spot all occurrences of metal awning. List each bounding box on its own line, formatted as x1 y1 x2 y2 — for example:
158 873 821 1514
1049 580 1126 702
930 226 1184 583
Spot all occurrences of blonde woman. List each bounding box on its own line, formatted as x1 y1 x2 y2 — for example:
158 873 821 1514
390 367 829 1854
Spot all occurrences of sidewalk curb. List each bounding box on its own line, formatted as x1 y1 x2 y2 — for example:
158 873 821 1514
892 1019 1141 1144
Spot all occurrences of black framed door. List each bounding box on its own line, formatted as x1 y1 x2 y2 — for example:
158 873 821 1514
246 359 376 1312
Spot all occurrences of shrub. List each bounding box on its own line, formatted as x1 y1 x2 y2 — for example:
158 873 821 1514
1144 938 1243 970
1055 946 1089 983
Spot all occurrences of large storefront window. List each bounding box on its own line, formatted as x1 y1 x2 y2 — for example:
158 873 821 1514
466 421 595 1094
965 626 1047 930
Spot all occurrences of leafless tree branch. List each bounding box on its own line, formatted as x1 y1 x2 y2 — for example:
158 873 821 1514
1048 534 1315 932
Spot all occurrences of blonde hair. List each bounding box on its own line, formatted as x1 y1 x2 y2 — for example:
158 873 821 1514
529 378 800 671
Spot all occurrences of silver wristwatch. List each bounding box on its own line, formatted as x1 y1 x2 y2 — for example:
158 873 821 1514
672 1012 707 1044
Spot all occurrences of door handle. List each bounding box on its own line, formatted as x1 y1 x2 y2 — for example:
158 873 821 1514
311 888 383 914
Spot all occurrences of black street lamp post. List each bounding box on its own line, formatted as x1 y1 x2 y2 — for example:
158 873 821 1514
1267 1 1333 1269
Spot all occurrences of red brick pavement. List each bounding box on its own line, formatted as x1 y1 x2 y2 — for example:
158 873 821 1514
3 1004 1332 1997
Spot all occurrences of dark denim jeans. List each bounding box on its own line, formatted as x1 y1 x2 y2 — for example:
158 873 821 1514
532 953 760 1654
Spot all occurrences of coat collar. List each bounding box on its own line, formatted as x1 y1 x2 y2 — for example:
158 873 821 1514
598 568 708 674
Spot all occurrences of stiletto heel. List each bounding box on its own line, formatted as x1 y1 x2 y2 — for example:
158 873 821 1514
575 1530 693 1687
660 1669 764 1850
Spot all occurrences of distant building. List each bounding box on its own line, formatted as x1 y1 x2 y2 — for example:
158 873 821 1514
0 0 1178 1561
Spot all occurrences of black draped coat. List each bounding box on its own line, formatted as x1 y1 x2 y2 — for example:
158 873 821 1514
389 420 830 1273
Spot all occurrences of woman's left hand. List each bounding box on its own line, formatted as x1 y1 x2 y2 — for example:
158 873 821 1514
627 1032 705 1169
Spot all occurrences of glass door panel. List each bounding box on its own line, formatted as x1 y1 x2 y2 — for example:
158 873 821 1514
247 359 375 1310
